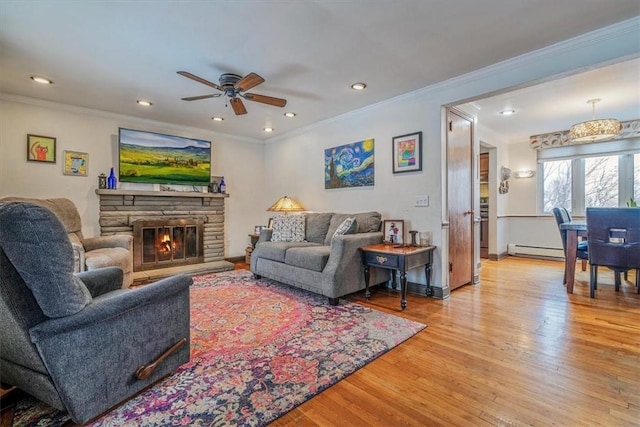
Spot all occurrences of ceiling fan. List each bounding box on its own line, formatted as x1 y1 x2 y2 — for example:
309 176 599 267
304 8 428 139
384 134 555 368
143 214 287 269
177 71 287 115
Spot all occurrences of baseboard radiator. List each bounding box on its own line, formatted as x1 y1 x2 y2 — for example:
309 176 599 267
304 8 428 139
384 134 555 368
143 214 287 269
507 244 564 260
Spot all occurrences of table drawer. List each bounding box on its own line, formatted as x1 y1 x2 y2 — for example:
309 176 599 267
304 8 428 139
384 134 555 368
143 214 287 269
363 252 399 269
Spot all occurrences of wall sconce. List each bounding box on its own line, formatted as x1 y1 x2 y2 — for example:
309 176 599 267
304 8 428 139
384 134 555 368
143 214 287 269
514 170 535 179
499 166 511 194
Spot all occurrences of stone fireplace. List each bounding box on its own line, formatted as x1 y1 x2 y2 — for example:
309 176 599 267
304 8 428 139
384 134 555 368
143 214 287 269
95 189 231 274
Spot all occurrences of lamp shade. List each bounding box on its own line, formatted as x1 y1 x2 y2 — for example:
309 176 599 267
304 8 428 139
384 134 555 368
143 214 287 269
568 99 621 143
568 119 621 143
267 196 305 212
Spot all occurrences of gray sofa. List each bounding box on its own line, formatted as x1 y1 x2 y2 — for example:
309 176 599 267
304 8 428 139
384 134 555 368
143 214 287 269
251 211 388 304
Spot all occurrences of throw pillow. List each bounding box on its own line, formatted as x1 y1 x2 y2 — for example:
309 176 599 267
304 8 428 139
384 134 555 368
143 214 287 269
271 214 306 242
332 217 357 239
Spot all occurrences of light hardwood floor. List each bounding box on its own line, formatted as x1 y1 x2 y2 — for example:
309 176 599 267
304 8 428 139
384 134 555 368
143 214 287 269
271 257 640 427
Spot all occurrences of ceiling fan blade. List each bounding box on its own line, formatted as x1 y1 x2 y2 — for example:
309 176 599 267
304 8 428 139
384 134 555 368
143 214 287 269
181 94 219 101
243 93 287 108
235 72 265 92
177 71 223 91
229 97 248 115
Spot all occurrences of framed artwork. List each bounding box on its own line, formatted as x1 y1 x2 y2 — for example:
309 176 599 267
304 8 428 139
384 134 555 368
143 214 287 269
254 225 264 234
383 219 405 244
324 139 375 189
63 150 88 176
267 218 274 229
27 134 56 163
392 131 422 174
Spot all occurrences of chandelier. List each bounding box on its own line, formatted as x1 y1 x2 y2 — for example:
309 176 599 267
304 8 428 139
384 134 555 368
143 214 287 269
568 99 621 143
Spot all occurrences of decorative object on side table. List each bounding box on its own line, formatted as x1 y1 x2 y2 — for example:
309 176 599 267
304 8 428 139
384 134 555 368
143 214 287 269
27 134 56 163
383 219 404 244
62 151 88 176
392 131 422 174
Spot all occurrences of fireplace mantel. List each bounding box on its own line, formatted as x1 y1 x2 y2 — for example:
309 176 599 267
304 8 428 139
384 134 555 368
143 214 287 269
95 189 229 199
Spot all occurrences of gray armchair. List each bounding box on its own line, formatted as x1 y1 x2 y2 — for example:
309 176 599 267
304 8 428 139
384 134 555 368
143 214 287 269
0 197 134 287
0 201 192 424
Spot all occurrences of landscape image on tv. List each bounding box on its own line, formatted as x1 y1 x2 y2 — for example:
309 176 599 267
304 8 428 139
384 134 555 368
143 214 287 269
119 128 211 186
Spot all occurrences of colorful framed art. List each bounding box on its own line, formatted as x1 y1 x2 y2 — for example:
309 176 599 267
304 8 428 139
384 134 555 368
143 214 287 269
27 134 56 163
392 131 422 174
63 150 88 176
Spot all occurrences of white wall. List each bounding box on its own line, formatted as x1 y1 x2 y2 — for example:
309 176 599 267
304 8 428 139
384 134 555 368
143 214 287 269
0 97 267 257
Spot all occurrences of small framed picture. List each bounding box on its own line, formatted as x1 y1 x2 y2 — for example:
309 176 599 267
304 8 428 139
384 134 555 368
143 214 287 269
383 219 405 244
254 225 264 234
27 134 56 163
267 218 274 229
63 150 88 176
392 131 422 174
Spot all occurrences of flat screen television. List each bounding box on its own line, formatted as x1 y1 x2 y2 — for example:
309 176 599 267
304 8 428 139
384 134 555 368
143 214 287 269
118 128 211 186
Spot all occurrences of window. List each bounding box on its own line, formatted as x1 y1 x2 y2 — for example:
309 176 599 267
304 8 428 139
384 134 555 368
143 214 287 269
542 160 571 213
539 150 638 214
584 156 618 208
635 153 640 203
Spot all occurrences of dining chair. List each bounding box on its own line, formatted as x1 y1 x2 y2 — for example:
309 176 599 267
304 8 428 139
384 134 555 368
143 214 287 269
553 207 588 283
586 207 640 298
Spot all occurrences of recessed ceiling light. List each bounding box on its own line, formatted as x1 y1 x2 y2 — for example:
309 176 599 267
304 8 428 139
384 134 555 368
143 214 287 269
212 116 224 121
137 100 152 106
263 127 274 132
284 112 296 118
499 109 515 115
351 82 366 90
30 76 53 84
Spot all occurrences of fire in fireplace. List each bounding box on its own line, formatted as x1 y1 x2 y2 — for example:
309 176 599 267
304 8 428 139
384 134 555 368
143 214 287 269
134 220 204 271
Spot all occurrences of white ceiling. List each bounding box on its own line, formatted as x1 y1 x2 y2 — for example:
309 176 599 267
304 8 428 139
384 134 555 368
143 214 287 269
1 1 639 141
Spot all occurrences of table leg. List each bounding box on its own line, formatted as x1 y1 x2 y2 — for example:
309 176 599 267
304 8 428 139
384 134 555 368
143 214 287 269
391 270 398 290
400 270 407 310
566 230 577 293
363 264 371 300
425 264 432 297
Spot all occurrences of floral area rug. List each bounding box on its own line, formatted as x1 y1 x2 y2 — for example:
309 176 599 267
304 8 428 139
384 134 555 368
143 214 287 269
11 270 426 426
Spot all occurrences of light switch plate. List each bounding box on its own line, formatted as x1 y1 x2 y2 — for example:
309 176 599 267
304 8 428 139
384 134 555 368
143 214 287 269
415 195 429 207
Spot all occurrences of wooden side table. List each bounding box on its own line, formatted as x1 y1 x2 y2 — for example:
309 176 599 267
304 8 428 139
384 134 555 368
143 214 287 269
359 243 436 310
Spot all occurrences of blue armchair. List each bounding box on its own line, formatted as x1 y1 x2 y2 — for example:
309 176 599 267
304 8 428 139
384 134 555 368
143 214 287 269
586 207 640 298
0 202 192 424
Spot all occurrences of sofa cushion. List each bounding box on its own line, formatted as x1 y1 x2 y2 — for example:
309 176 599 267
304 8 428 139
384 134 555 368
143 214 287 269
285 246 331 272
271 214 306 242
0 202 92 318
304 212 334 244
257 241 319 263
324 212 382 245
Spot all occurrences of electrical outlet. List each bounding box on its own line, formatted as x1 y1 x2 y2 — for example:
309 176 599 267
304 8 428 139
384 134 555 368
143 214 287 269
415 195 429 207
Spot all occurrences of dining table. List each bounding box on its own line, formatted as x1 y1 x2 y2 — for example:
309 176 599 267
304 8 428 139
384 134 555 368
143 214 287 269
559 221 587 293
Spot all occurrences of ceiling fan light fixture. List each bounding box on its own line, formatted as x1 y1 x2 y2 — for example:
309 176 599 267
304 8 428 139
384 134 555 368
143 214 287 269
569 99 621 143
30 75 53 84
351 82 366 90
212 116 224 121
136 100 152 106
284 112 296 118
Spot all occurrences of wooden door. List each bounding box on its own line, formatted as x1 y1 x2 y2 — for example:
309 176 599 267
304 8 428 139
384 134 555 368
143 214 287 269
448 109 474 290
